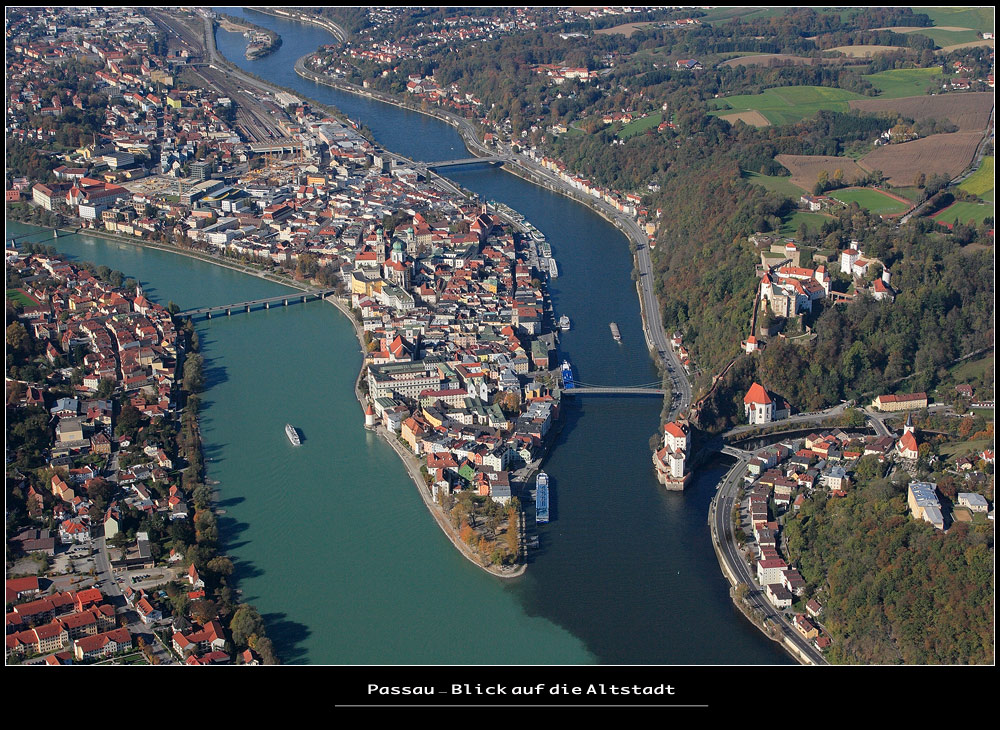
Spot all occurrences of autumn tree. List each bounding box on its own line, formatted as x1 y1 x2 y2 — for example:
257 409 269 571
230 604 267 649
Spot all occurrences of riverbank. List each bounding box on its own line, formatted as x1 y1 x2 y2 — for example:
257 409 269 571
248 7 346 42
8 221 318 295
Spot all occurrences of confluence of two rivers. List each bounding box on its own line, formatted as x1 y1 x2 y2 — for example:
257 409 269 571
21 7 790 664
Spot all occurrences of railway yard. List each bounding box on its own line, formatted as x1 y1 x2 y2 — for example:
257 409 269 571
147 8 290 144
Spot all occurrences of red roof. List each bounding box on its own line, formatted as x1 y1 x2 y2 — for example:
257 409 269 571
744 382 772 405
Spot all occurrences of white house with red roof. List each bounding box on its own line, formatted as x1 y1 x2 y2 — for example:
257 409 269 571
187 563 205 589
172 619 226 657
653 419 693 490
744 383 788 424
73 627 132 661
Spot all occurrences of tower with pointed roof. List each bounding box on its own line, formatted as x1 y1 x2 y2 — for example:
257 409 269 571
897 413 919 459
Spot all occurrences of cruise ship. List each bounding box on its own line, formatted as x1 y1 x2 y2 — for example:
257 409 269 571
285 424 301 446
535 472 550 524
561 360 575 389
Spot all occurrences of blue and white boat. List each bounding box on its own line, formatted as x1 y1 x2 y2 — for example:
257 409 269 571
535 472 550 524
561 360 574 389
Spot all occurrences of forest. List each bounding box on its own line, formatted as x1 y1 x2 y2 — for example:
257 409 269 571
782 472 993 664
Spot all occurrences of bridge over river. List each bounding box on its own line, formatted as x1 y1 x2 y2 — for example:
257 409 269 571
562 386 665 396
177 289 338 319
425 156 506 169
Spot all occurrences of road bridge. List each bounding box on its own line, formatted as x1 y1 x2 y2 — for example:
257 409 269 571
177 289 337 319
562 386 665 396
425 156 506 169
720 444 752 458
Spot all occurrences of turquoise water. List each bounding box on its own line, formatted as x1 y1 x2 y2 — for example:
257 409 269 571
9 222 594 664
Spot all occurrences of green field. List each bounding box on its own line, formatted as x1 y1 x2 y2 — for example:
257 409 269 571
959 156 994 202
939 436 994 458
781 210 834 235
696 6 783 23
920 6 995 33
889 186 924 202
899 26 985 46
829 187 910 215
742 170 807 198
710 85 864 125
934 201 994 226
6 289 38 307
862 67 941 98
616 112 663 139
948 353 993 384
709 69 940 126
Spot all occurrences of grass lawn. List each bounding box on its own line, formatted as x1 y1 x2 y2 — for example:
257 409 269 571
742 170 807 198
7 289 39 307
948 353 993 383
616 112 663 139
939 436 994 457
934 201 994 226
829 187 910 215
709 69 944 126
890 186 925 202
780 210 834 235
709 85 864 125
862 67 941 98
959 156 994 202
920 7 995 33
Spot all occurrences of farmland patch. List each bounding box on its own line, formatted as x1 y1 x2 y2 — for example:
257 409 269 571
959 156 994 202
848 92 993 132
719 110 771 127
774 154 869 191
828 187 911 215
858 132 982 186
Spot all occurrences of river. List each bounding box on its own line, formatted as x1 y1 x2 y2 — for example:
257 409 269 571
10 7 790 664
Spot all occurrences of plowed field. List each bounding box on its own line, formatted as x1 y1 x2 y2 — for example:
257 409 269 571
775 154 868 190
848 92 993 132
858 132 983 186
